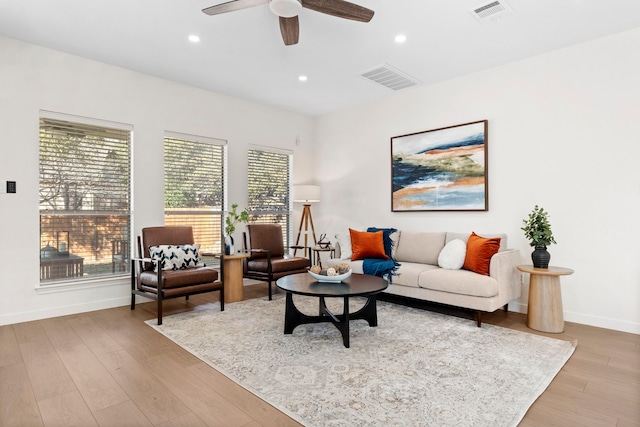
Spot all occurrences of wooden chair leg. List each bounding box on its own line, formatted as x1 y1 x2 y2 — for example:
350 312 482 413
268 279 273 300
220 287 224 311
476 311 482 327
130 260 136 310
157 299 163 325
503 303 509 312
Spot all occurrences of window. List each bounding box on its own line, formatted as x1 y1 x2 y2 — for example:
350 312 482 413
164 133 225 262
39 114 132 283
247 147 292 245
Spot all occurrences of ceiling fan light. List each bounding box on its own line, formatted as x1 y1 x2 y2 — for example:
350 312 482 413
269 0 302 18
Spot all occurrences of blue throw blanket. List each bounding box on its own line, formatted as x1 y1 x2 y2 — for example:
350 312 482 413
362 227 400 283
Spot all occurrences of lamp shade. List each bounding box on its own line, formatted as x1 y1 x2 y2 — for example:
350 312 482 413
293 185 320 203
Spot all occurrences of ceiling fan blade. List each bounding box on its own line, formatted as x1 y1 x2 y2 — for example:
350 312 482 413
202 0 268 16
279 16 300 45
302 0 374 22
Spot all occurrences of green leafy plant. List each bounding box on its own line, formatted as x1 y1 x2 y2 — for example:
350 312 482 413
521 205 557 247
225 203 249 235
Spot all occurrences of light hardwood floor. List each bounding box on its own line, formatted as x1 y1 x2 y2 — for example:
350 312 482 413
1 283 638 427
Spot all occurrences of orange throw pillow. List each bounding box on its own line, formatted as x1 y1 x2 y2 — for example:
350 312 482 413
349 229 389 261
462 232 501 276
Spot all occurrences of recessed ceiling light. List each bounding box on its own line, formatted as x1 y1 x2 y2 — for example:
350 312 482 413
298 75 308 82
188 35 200 43
395 34 407 44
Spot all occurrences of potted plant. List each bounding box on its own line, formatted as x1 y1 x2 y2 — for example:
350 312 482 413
521 205 556 268
224 203 249 254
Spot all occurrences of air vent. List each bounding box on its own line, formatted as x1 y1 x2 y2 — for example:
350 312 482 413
360 64 420 91
470 0 513 23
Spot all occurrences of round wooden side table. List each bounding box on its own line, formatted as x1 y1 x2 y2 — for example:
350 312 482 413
517 265 574 333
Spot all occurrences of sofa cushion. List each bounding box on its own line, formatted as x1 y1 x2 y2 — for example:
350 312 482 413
350 229 389 260
418 268 499 298
348 260 364 274
335 230 400 260
462 232 501 276
446 232 508 252
334 232 352 260
389 230 401 259
394 262 438 288
394 232 446 265
367 227 398 258
438 239 466 270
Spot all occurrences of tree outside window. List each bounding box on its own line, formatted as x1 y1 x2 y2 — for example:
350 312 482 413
39 116 131 282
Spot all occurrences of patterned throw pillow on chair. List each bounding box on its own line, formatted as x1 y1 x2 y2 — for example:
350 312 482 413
149 244 203 271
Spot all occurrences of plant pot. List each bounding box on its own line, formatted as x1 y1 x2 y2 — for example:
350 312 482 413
531 246 550 269
224 235 235 255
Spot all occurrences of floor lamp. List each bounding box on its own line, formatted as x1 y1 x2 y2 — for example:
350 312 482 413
292 185 320 256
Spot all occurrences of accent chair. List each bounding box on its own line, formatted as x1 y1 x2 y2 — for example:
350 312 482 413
131 225 224 325
242 224 310 300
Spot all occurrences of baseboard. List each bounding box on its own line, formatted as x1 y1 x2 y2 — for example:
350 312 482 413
513 302 639 335
0 296 131 326
563 311 640 335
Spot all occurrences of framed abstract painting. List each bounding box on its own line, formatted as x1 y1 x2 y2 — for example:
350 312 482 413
391 120 488 212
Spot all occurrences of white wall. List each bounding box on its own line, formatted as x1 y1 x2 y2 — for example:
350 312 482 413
0 36 315 325
314 28 640 334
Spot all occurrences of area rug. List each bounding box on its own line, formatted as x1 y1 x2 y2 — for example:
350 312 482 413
146 295 575 427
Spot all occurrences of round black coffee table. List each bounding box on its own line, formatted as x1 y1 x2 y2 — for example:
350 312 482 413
275 273 388 348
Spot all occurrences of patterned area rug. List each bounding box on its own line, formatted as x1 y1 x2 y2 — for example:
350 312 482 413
146 295 575 427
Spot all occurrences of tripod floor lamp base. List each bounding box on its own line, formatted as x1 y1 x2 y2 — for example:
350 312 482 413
294 204 317 255
292 185 320 256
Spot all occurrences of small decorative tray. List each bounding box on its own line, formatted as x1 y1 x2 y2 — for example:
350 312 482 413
308 269 352 283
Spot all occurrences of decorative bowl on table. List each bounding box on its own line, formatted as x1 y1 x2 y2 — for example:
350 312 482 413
309 267 351 283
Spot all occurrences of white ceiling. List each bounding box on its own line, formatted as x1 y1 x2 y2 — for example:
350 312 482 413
1 0 639 116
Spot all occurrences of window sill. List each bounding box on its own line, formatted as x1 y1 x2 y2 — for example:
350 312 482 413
35 274 129 294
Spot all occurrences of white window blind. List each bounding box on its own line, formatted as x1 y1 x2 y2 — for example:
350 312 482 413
164 135 225 259
39 116 132 283
247 148 292 245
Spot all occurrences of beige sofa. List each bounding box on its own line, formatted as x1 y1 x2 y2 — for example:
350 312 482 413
326 231 521 326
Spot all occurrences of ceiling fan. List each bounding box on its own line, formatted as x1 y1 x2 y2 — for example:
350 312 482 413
202 0 374 46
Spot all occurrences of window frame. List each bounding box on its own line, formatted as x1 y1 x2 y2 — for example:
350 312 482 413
163 131 227 262
246 145 293 247
38 111 133 287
